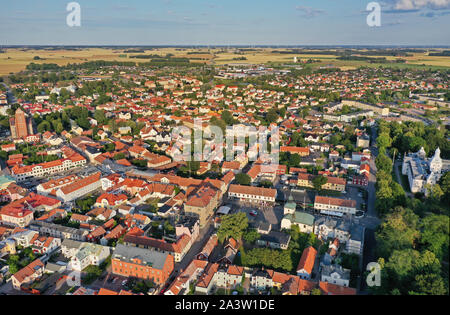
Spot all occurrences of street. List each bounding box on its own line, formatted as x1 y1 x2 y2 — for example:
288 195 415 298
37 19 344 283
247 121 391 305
1 82 17 105
393 160 413 198
358 126 382 293
176 220 215 272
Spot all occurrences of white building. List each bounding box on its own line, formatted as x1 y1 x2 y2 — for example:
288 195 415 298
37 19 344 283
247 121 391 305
61 239 85 259
228 184 277 205
67 243 111 271
314 217 351 243
321 264 350 287
36 174 81 195
402 147 445 194
314 196 357 215
345 224 364 255
29 221 88 241
11 155 86 182
281 211 315 233
55 172 102 202
8 230 39 248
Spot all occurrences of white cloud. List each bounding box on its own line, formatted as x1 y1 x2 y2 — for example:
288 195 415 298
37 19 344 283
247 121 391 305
394 0 450 10
295 6 326 18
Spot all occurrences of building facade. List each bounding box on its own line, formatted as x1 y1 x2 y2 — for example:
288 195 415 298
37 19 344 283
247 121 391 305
9 108 34 139
402 147 445 194
111 244 174 285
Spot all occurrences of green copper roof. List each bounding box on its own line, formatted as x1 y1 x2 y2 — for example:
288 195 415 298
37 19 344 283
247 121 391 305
284 202 297 210
283 211 315 226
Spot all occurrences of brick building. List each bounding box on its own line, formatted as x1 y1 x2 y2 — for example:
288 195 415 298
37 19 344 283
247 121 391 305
111 244 174 285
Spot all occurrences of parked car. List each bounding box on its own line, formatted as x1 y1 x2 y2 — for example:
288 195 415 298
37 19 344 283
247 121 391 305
249 210 258 217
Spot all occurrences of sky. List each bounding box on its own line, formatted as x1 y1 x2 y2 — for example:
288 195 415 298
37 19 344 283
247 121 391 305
0 0 449 46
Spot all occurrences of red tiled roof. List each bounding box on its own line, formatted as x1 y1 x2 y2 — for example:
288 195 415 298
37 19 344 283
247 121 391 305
60 172 101 195
228 184 276 199
12 259 44 284
297 246 317 275
314 196 356 208
281 146 310 155
319 281 357 295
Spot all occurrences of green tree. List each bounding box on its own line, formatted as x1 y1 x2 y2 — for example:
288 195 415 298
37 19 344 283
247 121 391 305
217 212 249 243
235 173 251 186
439 172 450 205
259 180 273 188
375 152 392 174
412 273 447 295
311 288 322 295
93 109 108 125
289 153 301 167
375 207 420 259
221 110 235 125
210 116 226 133
113 153 126 160
37 121 51 133
419 214 449 261
243 229 260 244
266 108 278 124
377 132 392 150
312 175 327 192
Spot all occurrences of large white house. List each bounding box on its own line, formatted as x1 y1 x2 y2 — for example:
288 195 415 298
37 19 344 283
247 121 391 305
402 147 447 194
67 242 111 271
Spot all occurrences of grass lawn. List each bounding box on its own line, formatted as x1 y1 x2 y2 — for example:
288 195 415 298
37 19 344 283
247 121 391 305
393 164 411 193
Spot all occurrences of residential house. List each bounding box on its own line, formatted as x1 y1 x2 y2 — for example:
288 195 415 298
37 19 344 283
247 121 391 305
296 246 317 280
68 243 111 271
11 259 45 290
256 231 291 250
320 264 351 287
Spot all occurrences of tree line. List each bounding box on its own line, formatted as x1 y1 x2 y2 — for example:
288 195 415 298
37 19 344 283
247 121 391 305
372 120 449 295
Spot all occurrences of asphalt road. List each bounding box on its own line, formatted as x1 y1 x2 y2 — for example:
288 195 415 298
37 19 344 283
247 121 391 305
176 220 215 273
358 126 382 294
1 82 17 104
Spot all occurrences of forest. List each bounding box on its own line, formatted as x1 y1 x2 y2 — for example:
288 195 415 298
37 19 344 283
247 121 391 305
372 120 449 295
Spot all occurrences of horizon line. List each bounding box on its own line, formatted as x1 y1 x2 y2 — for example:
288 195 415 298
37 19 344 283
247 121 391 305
1 45 450 49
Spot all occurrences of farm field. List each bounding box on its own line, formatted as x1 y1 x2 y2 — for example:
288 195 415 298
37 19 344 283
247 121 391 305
0 47 449 76
0 47 213 75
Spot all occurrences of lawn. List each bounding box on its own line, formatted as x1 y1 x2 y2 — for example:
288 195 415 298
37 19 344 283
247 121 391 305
393 163 411 193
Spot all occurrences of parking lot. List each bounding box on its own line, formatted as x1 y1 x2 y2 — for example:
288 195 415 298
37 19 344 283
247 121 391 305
225 199 284 229
344 185 368 213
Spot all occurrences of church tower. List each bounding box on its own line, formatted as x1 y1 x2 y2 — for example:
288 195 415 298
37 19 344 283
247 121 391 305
418 147 426 159
429 147 442 174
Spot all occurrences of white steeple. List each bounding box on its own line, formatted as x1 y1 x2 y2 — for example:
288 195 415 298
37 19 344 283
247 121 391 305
429 147 442 174
418 147 426 159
